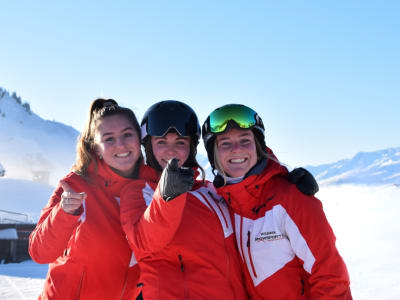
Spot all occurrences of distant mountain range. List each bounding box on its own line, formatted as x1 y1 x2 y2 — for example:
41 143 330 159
306 147 400 186
0 86 398 187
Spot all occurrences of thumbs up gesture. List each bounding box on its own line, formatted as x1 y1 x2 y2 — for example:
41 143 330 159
60 180 86 215
159 158 194 201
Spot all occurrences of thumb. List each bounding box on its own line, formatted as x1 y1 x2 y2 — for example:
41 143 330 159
60 180 74 193
167 158 179 172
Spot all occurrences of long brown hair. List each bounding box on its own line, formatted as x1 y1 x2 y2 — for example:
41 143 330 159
72 98 142 178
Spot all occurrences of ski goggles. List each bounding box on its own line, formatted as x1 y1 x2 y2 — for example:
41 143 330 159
207 104 262 134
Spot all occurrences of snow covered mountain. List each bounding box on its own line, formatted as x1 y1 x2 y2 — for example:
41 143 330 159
306 147 400 186
0 87 79 187
1 86 399 188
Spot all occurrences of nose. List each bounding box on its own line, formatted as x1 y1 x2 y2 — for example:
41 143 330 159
116 137 127 148
231 141 241 152
166 144 177 155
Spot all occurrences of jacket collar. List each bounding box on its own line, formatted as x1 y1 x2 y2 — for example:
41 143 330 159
215 150 287 214
87 157 144 198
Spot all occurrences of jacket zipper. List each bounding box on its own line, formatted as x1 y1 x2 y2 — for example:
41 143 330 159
75 269 86 300
178 254 189 299
239 216 245 260
247 231 257 278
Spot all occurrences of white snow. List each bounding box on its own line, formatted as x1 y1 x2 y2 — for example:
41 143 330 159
0 184 399 299
0 260 47 300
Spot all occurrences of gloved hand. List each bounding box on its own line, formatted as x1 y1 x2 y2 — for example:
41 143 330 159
287 167 319 196
159 158 195 201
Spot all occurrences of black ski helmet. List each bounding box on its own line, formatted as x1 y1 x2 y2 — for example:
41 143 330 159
202 104 266 170
141 100 201 170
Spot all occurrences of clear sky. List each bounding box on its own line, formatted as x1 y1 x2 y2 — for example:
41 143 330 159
1 1 399 167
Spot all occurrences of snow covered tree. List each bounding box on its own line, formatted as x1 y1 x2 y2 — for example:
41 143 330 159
22 102 31 114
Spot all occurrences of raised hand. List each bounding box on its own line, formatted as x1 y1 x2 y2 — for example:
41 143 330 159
60 180 86 215
159 158 195 201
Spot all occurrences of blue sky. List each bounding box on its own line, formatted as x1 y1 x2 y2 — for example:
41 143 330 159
1 1 399 167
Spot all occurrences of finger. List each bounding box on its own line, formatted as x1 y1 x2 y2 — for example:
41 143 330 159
180 167 194 176
60 180 73 193
62 191 85 200
65 198 84 205
167 158 179 172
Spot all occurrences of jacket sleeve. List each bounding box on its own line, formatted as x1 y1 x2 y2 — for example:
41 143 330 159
29 182 81 264
120 181 187 255
283 185 352 299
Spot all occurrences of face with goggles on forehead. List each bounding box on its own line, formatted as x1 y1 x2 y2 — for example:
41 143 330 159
202 104 267 178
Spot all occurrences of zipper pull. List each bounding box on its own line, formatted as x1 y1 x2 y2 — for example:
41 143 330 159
178 254 184 272
247 231 250 247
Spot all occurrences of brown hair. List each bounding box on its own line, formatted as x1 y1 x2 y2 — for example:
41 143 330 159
72 98 143 178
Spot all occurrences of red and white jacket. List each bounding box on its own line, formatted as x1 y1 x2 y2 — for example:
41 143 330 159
120 167 249 300
216 157 352 300
29 158 141 300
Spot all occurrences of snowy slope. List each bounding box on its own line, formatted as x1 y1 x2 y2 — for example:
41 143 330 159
306 147 400 185
0 88 79 187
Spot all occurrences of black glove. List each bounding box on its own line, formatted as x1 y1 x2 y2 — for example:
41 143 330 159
159 158 195 201
287 167 319 196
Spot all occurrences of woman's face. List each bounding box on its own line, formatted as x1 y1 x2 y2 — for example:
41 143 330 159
151 132 191 169
215 128 258 178
94 115 141 177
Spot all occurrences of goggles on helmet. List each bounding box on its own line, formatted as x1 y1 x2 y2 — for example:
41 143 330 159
203 104 264 142
141 100 201 142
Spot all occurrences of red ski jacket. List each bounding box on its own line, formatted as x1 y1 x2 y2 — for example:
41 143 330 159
216 155 352 300
120 167 249 300
29 158 141 300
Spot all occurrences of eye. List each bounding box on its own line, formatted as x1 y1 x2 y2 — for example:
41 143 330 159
218 141 232 149
123 132 133 138
105 137 115 143
155 140 166 145
240 139 251 145
176 140 188 146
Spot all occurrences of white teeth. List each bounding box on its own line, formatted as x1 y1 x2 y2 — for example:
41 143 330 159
115 152 130 158
230 158 246 163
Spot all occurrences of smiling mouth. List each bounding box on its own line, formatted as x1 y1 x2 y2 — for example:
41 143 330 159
115 152 131 158
229 158 247 164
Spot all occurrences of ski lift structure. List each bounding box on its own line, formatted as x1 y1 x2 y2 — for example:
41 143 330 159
0 209 36 263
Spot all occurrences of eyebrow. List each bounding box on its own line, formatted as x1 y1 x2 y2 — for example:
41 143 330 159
102 127 135 137
218 132 252 141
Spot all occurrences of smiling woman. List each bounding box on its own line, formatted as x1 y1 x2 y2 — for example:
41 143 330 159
202 104 352 299
94 115 141 177
29 99 144 300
